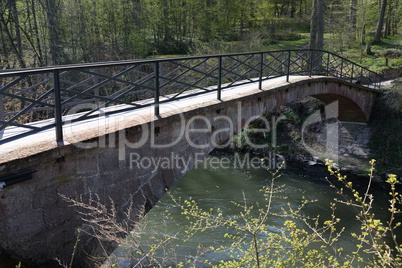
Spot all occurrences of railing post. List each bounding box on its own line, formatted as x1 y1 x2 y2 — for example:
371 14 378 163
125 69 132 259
309 50 313 77
326 53 330 76
92 68 101 108
350 64 354 83
340 58 344 78
286 50 291 82
217 56 222 100
53 69 64 146
154 62 160 116
376 72 382 89
0 93 4 138
378 73 382 89
259 52 264 89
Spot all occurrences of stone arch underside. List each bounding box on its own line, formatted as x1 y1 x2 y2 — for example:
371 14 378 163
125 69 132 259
311 93 367 122
265 80 377 122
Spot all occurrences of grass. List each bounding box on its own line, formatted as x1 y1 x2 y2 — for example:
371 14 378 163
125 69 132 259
332 34 402 73
150 31 401 75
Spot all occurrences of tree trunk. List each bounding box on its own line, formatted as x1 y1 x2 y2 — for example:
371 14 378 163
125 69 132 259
315 0 324 72
30 0 44 65
162 0 173 43
316 0 324 51
387 0 398 36
0 19 8 65
365 42 374 55
374 0 387 43
309 0 318 50
392 0 399 35
0 12 26 69
41 0 63 65
309 0 324 73
349 0 357 39
10 0 25 67
384 16 390 37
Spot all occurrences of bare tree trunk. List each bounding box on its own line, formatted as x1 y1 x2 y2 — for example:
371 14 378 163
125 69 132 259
309 0 318 50
30 0 44 65
316 0 324 72
10 0 25 67
384 16 390 37
0 12 26 69
0 20 8 66
365 42 374 55
40 0 63 65
309 0 324 73
0 94 4 139
163 0 174 43
316 0 324 51
374 0 387 43
349 0 357 39
391 0 399 35
387 0 398 36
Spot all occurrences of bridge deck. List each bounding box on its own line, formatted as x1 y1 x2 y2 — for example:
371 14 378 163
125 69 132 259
0 75 374 165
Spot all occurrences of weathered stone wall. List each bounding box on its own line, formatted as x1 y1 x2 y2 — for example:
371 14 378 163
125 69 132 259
0 98 267 266
338 122 371 158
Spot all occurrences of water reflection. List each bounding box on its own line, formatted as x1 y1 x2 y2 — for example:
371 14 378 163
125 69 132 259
110 150 395 267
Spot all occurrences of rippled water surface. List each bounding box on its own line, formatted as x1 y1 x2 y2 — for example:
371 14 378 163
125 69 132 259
112 150 394 267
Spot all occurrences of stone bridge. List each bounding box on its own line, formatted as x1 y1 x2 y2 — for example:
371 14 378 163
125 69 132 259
0 50 381 266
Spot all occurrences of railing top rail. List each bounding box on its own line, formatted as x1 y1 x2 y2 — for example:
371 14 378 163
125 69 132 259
0 49 381 78
0 47 382 145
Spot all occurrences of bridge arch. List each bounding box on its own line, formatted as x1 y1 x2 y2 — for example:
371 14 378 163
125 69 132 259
0 49 381 265
0 77 378 265
263 78 376 122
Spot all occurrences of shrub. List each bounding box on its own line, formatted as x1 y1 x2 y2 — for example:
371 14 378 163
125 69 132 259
379 49 402 59
173 159 401 267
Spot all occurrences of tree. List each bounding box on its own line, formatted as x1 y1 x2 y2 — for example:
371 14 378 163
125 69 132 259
309 0 324 72
39 0 65 65
0 0 26 68
316 0 324 51
309 0 324 51
309 0 317 50
349 0 357 40
374 0 387 43
384 0 400 37
25 0 45 66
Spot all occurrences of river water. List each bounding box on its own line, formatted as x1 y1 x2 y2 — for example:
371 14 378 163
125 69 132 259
110 149 395 267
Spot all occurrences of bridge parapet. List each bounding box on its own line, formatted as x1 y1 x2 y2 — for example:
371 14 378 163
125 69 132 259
0 50 381 145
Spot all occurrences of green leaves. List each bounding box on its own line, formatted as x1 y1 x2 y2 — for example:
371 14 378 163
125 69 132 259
168 159 402 267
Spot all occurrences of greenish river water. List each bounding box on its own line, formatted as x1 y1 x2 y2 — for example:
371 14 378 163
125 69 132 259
0 149 396 267
110 150 395 267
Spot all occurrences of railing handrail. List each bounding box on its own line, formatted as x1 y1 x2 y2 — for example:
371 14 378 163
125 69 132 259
0 49 381 79
0 49 382 145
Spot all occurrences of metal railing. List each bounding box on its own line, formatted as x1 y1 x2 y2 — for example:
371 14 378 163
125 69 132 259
0 49 382 145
